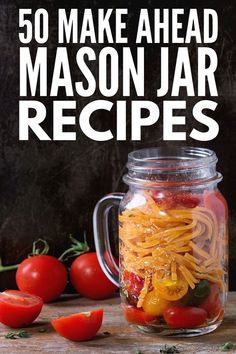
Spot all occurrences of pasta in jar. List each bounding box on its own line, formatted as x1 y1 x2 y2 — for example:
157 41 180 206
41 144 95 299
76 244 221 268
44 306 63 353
94 147 228 336
120 189 227 324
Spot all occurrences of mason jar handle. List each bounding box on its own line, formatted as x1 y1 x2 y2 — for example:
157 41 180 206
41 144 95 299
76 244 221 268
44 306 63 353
93 193 124 287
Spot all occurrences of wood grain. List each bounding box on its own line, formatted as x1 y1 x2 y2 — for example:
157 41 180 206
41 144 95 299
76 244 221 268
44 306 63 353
0 293 235 354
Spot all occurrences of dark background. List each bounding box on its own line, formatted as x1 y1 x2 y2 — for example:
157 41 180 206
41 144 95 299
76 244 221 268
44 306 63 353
0 0 235 290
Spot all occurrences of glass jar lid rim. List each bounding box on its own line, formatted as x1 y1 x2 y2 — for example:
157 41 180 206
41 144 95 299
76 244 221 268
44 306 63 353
127 146 218 172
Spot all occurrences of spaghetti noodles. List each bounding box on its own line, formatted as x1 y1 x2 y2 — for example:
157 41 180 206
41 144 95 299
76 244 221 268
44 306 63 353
119 192 226 308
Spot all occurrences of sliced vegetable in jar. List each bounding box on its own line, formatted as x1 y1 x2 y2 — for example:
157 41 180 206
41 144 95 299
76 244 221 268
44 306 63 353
121 304 156 325
123 270 144 303
153 277 188 301
164 306 207 328
152 191 175 210
152 191 201 210
173 192 201 209
181 279 210 306
51 308 103 341
142 289 170 316
204 190 228 222
199 283 222 319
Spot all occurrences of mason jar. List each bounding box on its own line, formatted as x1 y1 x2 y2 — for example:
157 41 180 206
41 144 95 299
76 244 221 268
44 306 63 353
93 147 228 336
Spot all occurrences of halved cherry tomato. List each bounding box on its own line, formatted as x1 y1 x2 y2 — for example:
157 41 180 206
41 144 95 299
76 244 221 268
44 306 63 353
123 271 144 303
142 290 170 316
51 308 103 341
154 277 188 301
204 190 228 222
16 255 68 303
0 290 43 328
199 283 222 319
164 306 207 328
122 304 156 325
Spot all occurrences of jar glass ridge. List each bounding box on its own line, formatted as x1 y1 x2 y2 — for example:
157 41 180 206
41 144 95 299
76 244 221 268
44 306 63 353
123 147 222 188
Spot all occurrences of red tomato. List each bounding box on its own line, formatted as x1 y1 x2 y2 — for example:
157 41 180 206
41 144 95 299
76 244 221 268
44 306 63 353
204 190 228 221
152 191 200 210
173 193 200 208
122 304 156 325
70 252 117 300
199 283 222 319
164 306 207 328
51 308 103 341
152 191 175 210
124 271 144 302
0 290 43 328
16 255 68 303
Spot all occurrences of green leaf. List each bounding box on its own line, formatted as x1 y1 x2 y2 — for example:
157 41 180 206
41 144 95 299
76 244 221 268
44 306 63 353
5 330 29 340
160 345 180 354
194 280 210 298
17 330 30 338
181 279 210 306
5 332 17 340
221 342 234 351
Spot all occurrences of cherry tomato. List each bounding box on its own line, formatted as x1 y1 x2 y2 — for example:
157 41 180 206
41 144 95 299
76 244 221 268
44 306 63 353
16 255 68 303
142 290 170 316
164 306 207 328
123 270 144 303
122 304 156 325
154 277 188 301
199 283 222 319
0 290 43 328
173 192 200 209
204 190 228 222
51 308 103 341
152 191 175 210
152 191 200 210
70 252 117 300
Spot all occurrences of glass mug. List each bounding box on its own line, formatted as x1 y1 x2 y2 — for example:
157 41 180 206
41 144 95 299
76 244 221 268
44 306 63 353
93 147 228 336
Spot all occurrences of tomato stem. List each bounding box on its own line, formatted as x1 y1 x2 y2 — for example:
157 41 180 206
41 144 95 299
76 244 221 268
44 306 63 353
58 233 89 261
30 239 50 256
0 234 89 272
0 257 19 273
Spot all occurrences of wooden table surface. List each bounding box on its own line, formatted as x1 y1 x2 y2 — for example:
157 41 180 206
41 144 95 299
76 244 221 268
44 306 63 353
0 292 235 354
